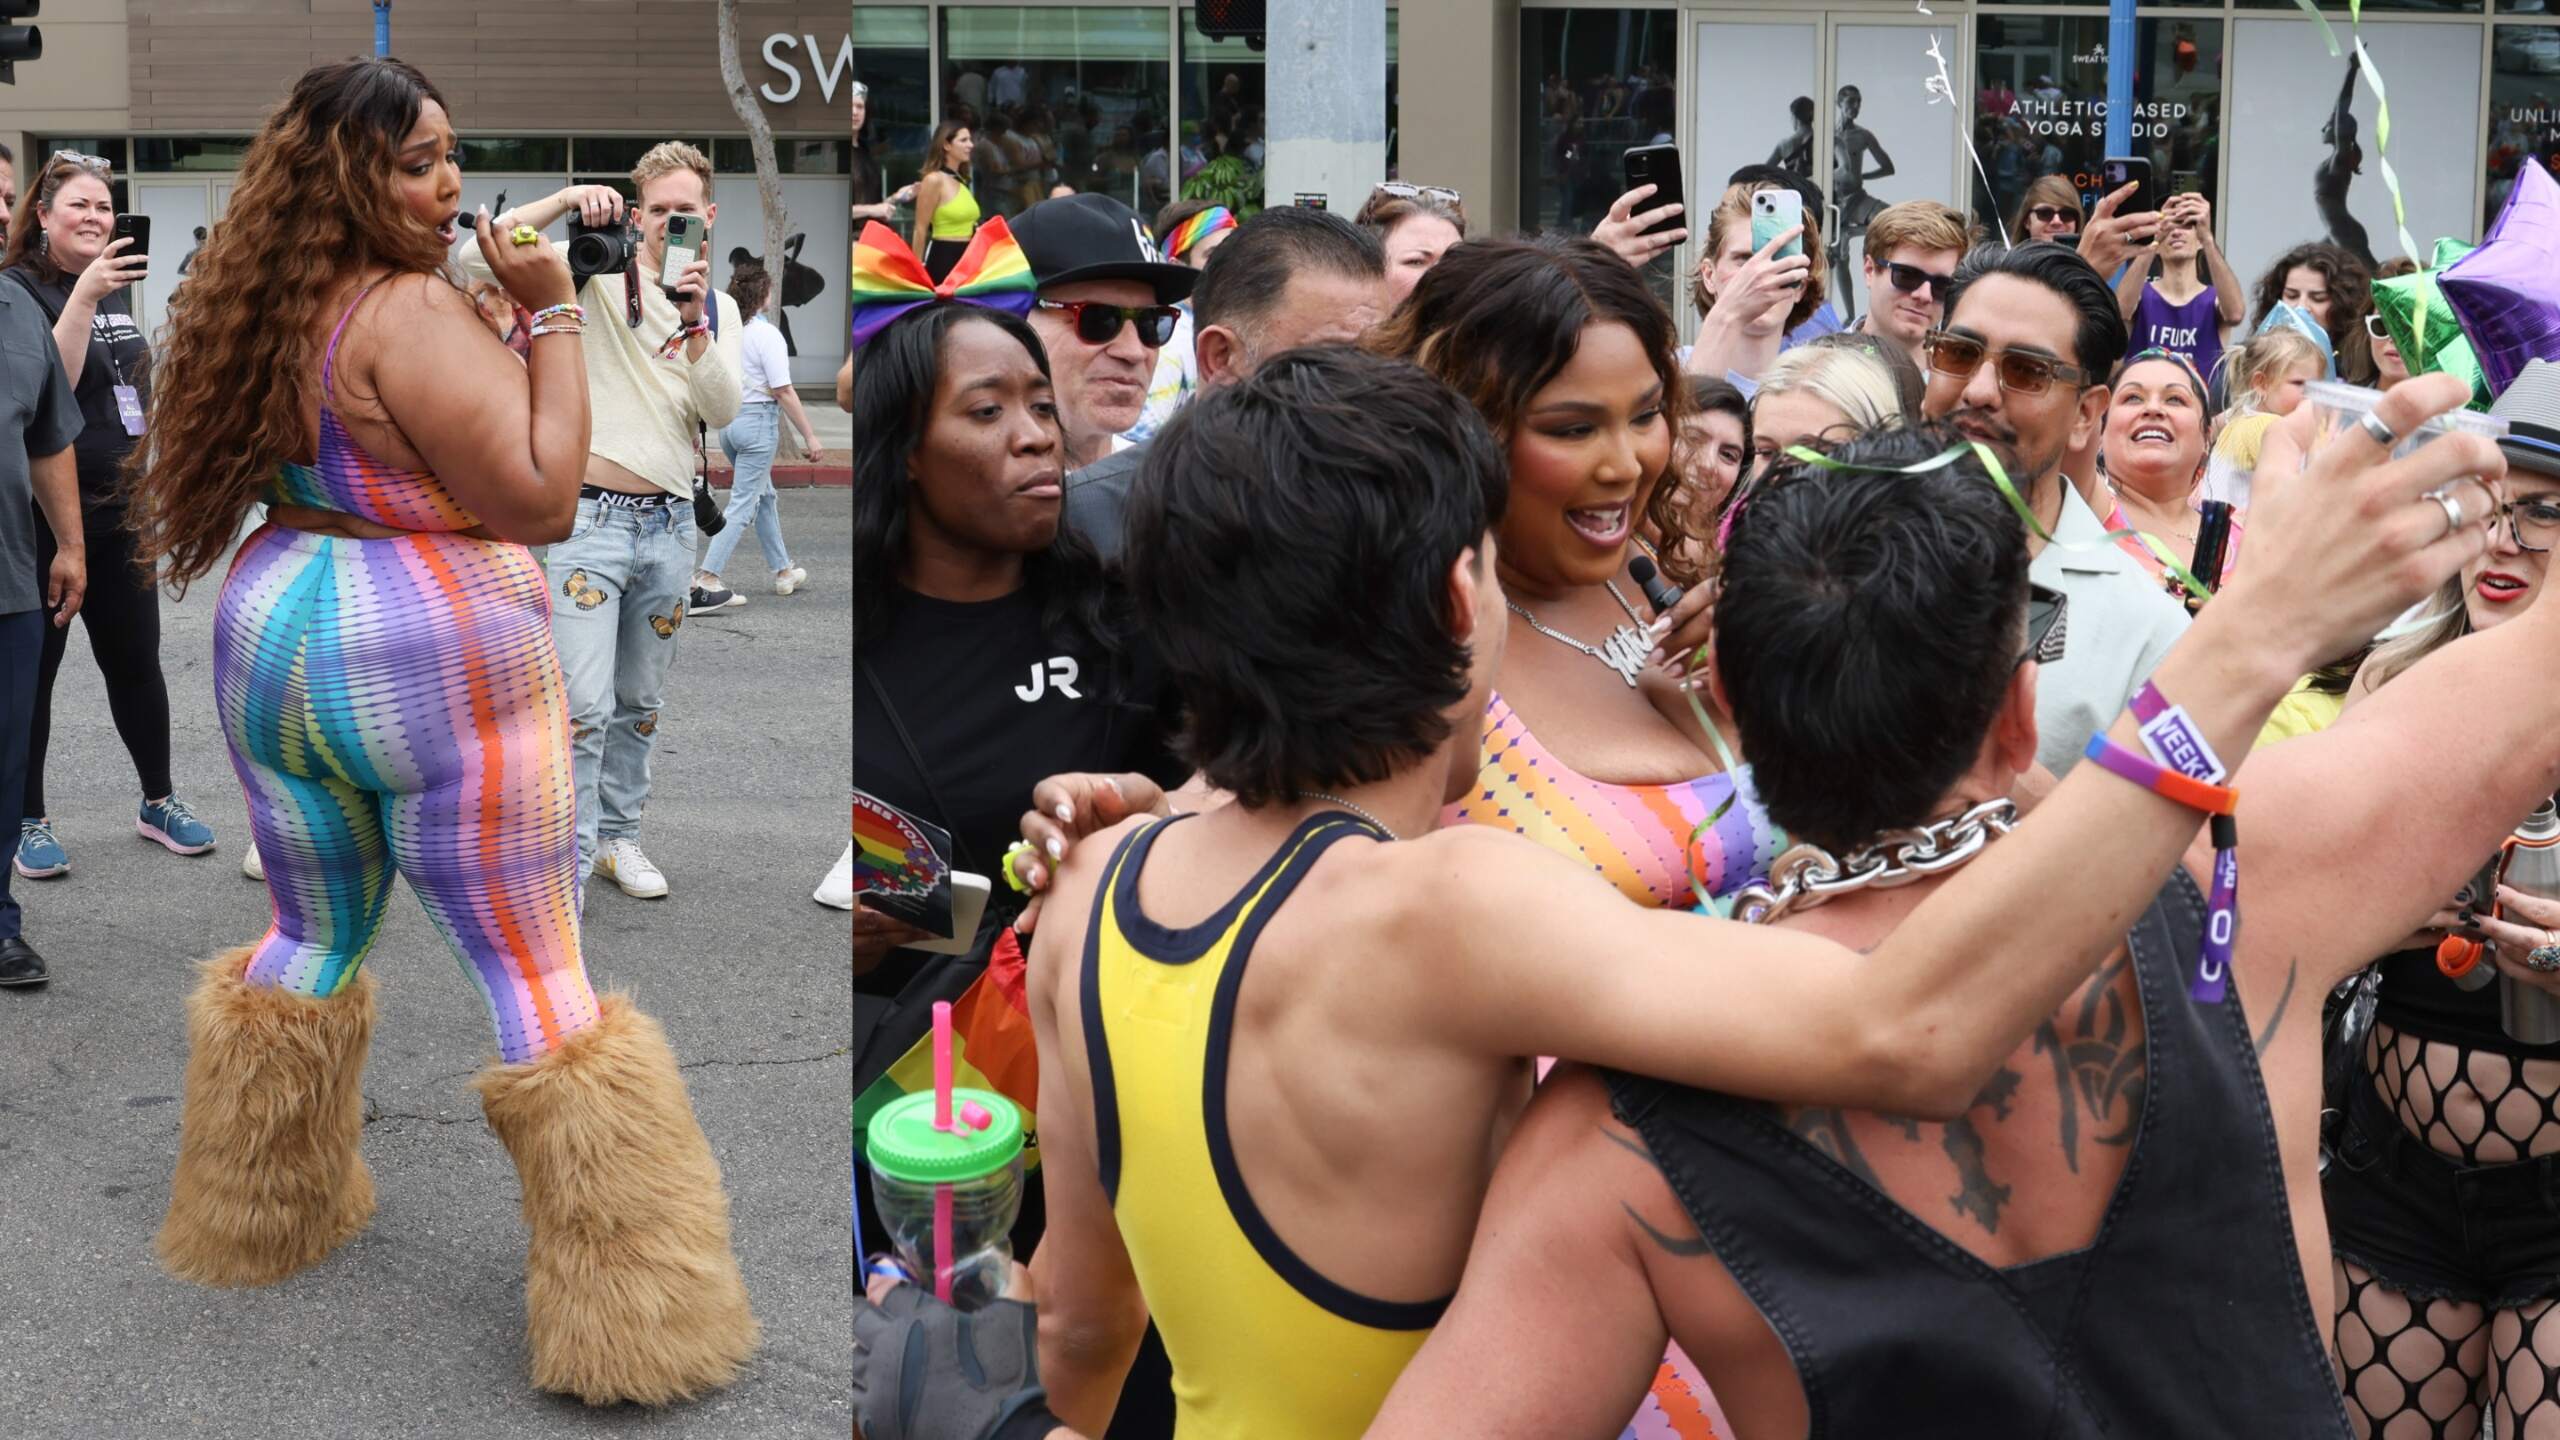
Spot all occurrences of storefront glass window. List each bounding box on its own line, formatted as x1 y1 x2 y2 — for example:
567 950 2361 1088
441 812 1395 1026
133 138 253 172
1176 10 1400 221
1520 9 1678 238
32 138 130 177
1970 17 2225 241
573 138 714 176
2490 24 2560 228
856 5 933 225
712 138 851 175
943 7 1172 221
461 138 569 173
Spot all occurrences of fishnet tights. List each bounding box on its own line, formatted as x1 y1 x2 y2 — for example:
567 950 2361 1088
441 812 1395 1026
2368 1026 2560 1167
2336 1258 2489 1440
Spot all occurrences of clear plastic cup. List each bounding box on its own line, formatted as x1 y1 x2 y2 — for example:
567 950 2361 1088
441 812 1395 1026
2303 380 2508 465
864 1087 1025 1311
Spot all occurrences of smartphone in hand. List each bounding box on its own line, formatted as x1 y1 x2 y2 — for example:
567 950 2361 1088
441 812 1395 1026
2101 156 2157 217
1750 188 1805 262
112 214 151 268
1621 144 1686 241
661 213 704 303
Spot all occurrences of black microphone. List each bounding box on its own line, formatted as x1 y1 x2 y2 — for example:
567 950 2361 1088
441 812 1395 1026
1628 554 1683 615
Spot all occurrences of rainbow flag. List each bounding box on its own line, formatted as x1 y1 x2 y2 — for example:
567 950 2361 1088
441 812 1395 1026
855 928 1042 1172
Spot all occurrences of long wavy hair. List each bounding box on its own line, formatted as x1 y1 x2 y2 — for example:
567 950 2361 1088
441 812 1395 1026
1370 234 1707 587
125 56 455 593
2250 241 2374 386
1 150 115 284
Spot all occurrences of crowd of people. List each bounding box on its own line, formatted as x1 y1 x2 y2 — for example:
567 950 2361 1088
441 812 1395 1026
0 52 859 1412
853 70 2560 1436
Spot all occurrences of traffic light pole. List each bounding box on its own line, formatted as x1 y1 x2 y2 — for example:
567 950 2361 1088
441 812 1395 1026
1263 0 1386 215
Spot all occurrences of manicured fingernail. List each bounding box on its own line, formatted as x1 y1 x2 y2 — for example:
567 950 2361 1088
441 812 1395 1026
1055 802 1073 822
1645 648 1665 667
1651 616 1673 636
1046 837 1064 860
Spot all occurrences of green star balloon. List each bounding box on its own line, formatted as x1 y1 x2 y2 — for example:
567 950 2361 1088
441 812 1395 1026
2373 237 2489 410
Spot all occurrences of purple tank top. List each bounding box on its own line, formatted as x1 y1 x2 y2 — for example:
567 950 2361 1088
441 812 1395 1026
2132 282 2224 386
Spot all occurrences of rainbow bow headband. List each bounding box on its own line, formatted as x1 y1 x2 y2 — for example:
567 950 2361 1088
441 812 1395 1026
1165 205 1236 261
851 216 1037 350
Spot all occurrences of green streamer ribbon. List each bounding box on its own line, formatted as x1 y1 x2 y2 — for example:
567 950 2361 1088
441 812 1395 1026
2293 0 2420 262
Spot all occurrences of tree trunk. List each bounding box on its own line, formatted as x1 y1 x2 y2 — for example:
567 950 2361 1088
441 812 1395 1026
716 0 791 333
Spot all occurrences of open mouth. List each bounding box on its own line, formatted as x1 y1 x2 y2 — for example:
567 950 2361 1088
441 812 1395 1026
1565 503 1632 547
2479 570 2531 603
435 212 460 245
2130 423 2174 445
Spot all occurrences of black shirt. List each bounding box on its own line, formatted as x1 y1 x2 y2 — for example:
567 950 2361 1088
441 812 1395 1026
855 581 1184 955
3 264 145 511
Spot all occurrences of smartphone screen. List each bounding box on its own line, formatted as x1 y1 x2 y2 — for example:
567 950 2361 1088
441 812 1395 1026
2101 157 2157 217
1621 144 1685 241
113 214 150 259
662 214 703 289
1750 189 1805 262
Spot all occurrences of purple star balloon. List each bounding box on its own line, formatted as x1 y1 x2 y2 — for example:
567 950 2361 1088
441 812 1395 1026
2442 159 2560 397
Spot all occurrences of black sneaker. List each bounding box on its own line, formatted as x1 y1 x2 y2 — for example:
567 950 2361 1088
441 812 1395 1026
0 937 48 987
690 584 746 612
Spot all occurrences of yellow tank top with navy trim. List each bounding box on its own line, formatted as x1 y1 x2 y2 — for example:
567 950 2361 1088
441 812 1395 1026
1082 813 1445 1439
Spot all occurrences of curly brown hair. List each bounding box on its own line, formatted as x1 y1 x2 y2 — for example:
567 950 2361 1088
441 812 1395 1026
1369 234 1708 588
125 56 455 592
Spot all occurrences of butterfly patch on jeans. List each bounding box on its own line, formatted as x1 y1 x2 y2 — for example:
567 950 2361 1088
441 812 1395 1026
562 570 608 610
648 602 685 639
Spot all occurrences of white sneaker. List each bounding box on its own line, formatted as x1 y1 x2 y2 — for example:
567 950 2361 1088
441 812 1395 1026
595 838 670 899
242 841 264 882
775 566 808 597
815 843 853 910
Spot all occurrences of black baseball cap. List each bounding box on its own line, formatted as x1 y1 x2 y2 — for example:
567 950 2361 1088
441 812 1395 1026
1012 193 1197 305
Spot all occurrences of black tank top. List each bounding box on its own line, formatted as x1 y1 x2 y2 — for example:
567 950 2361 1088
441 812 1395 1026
1605 872 2349 1438
2374 943 2560 1060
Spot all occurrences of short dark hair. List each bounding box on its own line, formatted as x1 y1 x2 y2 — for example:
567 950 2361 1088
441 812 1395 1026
1940 240 2128 380
1717 422 2031 851
1126 346 1508 807
1192 206 1384 338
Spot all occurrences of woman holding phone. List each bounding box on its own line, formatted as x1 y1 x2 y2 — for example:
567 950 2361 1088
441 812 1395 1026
0 151 217 880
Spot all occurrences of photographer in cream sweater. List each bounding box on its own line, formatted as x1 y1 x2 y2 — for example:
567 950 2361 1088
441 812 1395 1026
460 142 742 901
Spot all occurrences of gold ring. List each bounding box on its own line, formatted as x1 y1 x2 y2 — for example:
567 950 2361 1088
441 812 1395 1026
508 224 541 247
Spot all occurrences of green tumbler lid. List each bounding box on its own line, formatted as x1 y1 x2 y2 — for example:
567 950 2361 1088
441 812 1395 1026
865 1088 1024 1183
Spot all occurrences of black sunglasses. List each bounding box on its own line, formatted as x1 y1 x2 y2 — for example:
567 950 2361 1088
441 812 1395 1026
1925 331 2090 396
1885 261 1956 298
2019 585 2068 668
1037 299 1180 348
2028 205 2079 228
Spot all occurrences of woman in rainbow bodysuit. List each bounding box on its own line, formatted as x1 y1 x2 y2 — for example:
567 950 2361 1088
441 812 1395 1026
123 57 756 1407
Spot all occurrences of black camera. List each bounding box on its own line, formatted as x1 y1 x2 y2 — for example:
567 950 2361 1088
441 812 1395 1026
565 216 641 285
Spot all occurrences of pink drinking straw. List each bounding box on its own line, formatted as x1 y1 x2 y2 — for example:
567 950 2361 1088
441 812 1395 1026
931 1000 956 1301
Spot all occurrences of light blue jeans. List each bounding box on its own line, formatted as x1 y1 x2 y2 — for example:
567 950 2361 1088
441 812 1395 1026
703 404 792 579
544 492 696 877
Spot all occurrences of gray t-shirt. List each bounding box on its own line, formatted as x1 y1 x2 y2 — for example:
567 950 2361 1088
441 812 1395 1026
0 283 82 616
1063 440 1148 565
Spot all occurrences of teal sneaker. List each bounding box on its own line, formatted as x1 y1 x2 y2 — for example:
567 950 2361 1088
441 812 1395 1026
14 818 66 879
138 795 216 856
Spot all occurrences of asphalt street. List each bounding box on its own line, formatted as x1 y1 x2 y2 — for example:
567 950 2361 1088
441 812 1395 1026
0 490 852 1437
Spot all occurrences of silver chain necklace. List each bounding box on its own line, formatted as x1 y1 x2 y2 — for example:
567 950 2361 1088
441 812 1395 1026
1506 581 1653 687
1732 799 2018 925
1301 792 1400 841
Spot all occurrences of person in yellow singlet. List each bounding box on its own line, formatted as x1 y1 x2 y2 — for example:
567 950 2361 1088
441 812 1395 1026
910 121 983 284
852 349 2500 1440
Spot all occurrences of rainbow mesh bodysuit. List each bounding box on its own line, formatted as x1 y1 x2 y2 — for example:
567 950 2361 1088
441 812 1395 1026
215 282 599 1063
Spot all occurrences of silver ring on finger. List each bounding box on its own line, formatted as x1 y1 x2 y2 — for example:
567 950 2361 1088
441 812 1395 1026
2529 935 2560 973
2357 410 2402 448
2429 487 2467 540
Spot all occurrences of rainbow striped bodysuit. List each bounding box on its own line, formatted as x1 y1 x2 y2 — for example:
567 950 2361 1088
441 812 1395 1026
215 282 598 1063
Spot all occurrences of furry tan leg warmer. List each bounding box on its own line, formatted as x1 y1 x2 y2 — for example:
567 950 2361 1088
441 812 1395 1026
474 995 758 1406
157 947 377 1287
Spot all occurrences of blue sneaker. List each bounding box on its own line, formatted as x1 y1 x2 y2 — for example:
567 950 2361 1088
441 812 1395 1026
14 818 66 879
138 795 216 856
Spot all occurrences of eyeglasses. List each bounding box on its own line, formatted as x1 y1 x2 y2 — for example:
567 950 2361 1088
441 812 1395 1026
2495 495 2560 554
2027 206 2079 229
2363 313 2390 342
1372 182 1463 207
1037 298 1180 348
1925 331 2090 396
1885 261 1955 298
2018 585 2069 668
